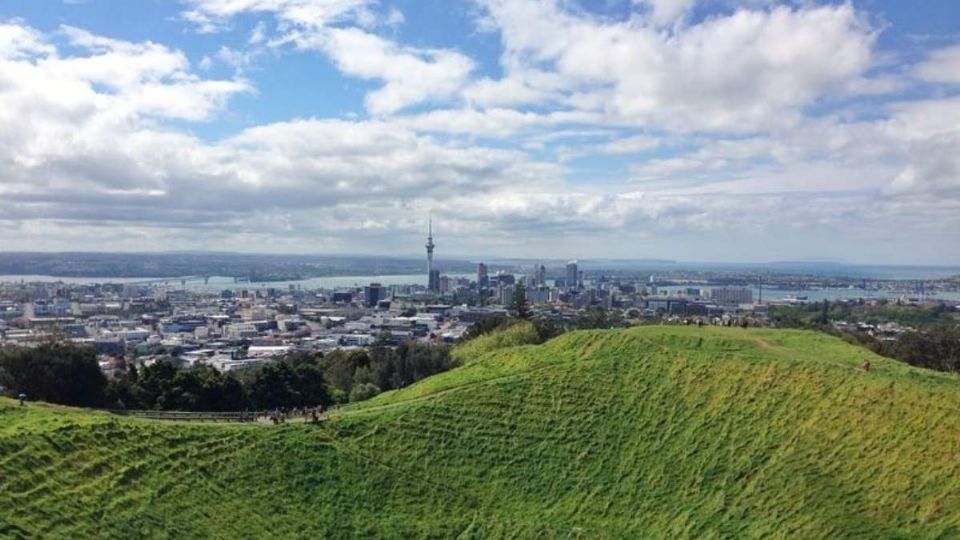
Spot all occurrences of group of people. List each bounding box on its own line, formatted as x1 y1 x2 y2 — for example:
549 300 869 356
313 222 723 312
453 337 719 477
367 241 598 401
258 405 328 425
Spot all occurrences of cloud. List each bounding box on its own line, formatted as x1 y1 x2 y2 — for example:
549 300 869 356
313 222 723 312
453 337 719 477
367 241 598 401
914 43 960 84
2 4 959 262
182 0 474 115
885 97 960 197
180 0 374 31
634 0 698 25
472 1 878 133
0 19 55 59
0 22 562 252
291 27 474 115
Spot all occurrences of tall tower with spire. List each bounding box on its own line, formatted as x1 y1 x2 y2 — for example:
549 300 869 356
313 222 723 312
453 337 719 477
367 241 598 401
426 216 439 291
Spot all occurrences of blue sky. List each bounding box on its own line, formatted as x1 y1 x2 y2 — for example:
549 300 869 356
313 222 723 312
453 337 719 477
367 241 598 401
0 0 958 263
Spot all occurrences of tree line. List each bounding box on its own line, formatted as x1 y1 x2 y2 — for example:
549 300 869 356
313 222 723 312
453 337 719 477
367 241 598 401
0 341 457 411
770 300 960 375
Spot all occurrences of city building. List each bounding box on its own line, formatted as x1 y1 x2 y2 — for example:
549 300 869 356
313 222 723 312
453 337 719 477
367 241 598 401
711 287 753 305
477 262 489 289
428 269 441 293
566 260 579 291
364 283 386 308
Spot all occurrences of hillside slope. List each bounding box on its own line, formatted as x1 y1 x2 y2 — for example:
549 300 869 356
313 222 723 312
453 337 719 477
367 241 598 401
2 327 960 538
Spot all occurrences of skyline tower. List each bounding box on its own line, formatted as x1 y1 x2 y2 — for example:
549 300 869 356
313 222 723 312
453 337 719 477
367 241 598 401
426 217 438 292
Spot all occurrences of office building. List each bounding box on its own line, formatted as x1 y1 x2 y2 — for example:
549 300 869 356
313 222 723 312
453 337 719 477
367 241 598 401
364 283 386 308
710 287 753 305
428 269 441 293
477 262 489 289
566 260 579 291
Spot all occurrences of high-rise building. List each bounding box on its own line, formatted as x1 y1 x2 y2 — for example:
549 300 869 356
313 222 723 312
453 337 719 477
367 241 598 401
428 269 441 293
364 283 386 308
477 262 489 289
426 217 437 291
535 264 546 286
439 275 452 294
565 260 579 291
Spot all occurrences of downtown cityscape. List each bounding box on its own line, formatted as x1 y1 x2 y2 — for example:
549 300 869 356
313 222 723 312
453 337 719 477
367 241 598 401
1 230 958 376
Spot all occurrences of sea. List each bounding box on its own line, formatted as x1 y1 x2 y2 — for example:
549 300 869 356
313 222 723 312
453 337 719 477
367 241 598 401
1 263 957 302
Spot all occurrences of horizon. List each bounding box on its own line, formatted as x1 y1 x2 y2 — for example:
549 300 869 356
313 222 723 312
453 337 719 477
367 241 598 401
1 1 959 263
0 249 959 270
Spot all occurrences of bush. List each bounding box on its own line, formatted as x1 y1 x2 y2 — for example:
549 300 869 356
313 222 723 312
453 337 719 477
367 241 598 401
452 321 540 364
350 383 381 402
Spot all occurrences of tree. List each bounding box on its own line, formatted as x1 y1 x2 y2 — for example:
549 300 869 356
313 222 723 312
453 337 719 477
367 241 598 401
511 283 531 320
817 300 830 325
249 363 300 410
532 318 565 342
574 307 622 330
349 382 381 402
0 342 107 407
463 314 509 340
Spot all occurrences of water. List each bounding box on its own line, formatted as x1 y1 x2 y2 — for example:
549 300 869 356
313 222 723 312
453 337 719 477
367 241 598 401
0 273 475 291
182 274 476 292
2 268 957 301
616 263 960 280
655 285 960 303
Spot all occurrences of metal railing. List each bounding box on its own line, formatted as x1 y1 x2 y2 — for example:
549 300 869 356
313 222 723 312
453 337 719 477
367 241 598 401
110 410 260 422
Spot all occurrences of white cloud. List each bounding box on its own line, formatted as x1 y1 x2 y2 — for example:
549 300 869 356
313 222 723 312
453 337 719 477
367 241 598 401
914 43 960 84
598 135 660 155
182 1 473 115
249 20 268 44
292 27 474 115
0 22 564 252
634 0 698 25
1 5 958 262
885 97 960 197
473 1 878 132
0 19 55 59
180 0 373 30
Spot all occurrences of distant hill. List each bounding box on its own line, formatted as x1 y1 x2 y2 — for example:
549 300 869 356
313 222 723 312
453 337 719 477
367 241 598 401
0 251 480 279
2 327 959 538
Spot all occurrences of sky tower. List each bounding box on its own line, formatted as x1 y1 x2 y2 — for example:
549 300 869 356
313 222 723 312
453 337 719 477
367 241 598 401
426 216 438 291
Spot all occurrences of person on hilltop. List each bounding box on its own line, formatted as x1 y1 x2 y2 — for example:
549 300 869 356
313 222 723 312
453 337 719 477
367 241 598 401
18 392 27 406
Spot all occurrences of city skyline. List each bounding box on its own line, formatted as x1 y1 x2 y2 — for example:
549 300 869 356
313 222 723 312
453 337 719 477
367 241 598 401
1 1 959 264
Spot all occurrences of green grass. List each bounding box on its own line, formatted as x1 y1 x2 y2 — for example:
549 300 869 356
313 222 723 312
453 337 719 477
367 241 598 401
3 326 960 538
450 320 540 364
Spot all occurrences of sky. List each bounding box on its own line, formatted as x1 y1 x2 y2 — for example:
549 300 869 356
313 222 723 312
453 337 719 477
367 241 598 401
0 0 958 264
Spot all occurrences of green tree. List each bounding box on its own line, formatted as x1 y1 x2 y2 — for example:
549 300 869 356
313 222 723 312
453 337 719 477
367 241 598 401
0 342 107 407
815 300 830 325
512 283 531 320
349 382 381 402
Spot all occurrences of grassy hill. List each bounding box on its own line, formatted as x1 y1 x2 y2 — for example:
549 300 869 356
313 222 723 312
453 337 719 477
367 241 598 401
2 326 960 538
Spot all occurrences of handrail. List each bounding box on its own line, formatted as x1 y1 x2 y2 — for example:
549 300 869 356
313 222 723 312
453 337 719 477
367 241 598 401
109 410 261 422
107 408 338 423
